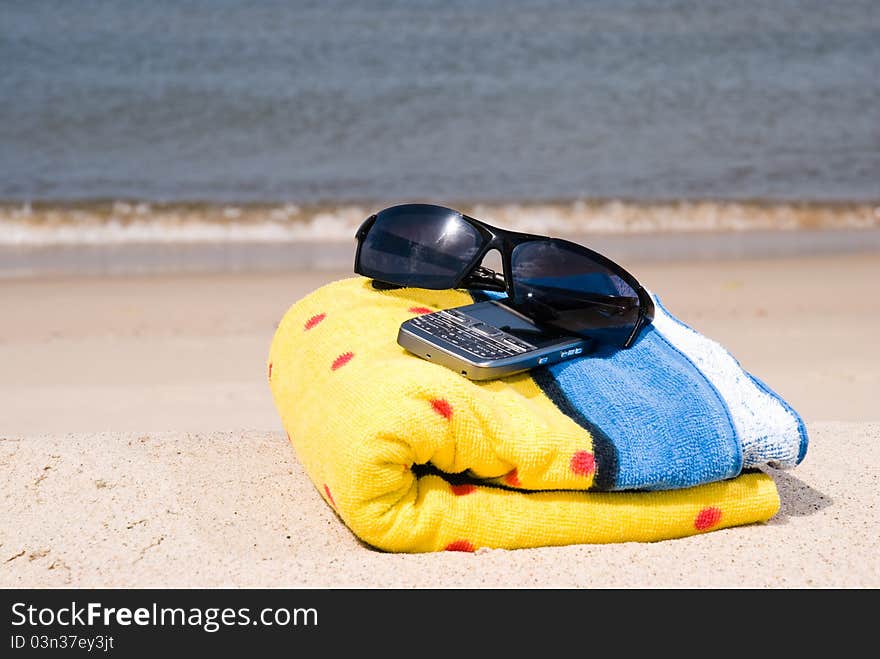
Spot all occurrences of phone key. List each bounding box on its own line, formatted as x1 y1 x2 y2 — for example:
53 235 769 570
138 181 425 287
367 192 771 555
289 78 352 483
409 311 528 361
500 339 530 352
442 310 470 324
470 323 503 337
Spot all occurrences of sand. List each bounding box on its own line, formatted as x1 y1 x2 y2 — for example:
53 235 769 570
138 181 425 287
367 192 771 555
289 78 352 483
2 252 879 588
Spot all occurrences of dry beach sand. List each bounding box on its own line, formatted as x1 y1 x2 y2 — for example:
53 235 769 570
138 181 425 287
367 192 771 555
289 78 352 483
1 250 879 588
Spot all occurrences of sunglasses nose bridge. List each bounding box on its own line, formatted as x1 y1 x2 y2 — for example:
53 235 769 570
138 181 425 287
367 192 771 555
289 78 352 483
493 236 516 297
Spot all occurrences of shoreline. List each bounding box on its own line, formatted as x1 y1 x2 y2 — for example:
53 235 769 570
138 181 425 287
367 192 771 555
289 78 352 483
2 226 880 278
2 199 877 247
3 197 878 278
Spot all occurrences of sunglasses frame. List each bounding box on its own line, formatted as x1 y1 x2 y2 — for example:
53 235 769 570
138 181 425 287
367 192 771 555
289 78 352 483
354 204 655 348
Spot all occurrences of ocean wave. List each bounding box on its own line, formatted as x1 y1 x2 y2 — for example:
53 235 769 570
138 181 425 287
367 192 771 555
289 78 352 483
1 200 878 247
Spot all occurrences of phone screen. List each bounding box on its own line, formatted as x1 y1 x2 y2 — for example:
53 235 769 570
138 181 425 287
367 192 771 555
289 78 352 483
461 301 574 349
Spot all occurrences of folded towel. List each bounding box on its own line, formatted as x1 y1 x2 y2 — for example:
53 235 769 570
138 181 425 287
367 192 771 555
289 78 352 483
267 277 806 552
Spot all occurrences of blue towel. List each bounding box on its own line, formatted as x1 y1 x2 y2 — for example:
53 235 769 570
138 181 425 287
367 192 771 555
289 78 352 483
476 289 808 491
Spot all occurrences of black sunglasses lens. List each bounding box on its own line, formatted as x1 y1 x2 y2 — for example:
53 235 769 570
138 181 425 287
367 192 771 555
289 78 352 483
358 204 483 289
510 240 642 347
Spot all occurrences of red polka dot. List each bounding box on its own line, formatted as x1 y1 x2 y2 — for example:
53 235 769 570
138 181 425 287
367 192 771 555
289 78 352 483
445 540 475 552
408 306 434 315
694 506 723 531
430 398 453 420
570 450 595 476
331 352 354 370
323 484 336 508
304 313 326 330
451 483 475 496
504 469 521 487
267 362 273 380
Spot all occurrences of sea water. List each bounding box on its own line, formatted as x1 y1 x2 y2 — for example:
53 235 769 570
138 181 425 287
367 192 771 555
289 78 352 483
0 1 877 270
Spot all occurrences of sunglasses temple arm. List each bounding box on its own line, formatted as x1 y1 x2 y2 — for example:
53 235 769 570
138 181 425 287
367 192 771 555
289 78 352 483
623 291 655 348
621 313 647 348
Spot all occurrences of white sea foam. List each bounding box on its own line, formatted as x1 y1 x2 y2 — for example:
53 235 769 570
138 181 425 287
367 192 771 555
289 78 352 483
0 201 877 247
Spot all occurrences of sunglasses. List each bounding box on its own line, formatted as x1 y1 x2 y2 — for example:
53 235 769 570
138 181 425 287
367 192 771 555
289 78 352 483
354 203 654 348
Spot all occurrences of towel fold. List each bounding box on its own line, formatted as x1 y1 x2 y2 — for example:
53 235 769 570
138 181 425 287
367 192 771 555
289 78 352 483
267 277 805 552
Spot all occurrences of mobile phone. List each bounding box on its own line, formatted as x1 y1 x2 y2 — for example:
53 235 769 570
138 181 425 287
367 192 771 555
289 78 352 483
397 299 592 380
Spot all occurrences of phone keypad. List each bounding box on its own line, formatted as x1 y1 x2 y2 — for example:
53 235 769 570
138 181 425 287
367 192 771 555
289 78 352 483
407 310 536 361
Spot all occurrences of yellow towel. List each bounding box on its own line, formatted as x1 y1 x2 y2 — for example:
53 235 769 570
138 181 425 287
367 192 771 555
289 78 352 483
268 277 779 553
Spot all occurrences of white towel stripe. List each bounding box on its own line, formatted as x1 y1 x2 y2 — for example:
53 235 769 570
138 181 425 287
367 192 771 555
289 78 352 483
648 293 802 468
